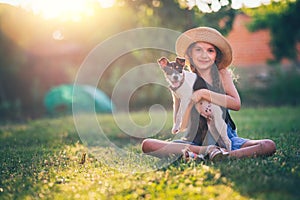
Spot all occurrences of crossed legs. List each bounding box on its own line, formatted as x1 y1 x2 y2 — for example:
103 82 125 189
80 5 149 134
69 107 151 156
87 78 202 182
141 138 276 159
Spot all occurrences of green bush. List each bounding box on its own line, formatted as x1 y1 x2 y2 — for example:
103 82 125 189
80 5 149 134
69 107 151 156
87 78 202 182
239 66 300 106
0 99 22 121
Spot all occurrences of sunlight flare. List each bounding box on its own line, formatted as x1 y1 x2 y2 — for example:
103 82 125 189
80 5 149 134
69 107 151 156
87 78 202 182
0 0 115 21
22 0 94 21
97 0 115 8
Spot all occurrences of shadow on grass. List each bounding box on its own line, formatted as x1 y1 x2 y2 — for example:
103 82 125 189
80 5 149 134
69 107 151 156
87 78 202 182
208 107 300 200
213 147 300 199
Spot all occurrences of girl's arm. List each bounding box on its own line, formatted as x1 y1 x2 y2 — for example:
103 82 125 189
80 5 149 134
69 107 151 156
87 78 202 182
192 69 241 111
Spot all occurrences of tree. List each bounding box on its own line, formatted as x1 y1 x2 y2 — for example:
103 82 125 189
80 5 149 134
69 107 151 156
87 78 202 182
120 0 236 34
243 0 300 65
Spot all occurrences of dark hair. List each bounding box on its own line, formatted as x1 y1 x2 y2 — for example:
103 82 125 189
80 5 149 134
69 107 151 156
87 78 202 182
186 42 223 92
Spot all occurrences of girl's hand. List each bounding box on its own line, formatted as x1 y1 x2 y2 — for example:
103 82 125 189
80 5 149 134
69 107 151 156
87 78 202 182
191 89 205 103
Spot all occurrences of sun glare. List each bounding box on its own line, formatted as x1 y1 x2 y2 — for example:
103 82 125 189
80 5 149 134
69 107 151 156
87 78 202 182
1 0 115 21
98 0 115 8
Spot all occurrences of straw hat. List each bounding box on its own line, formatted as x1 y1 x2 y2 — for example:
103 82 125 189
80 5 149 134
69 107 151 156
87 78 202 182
176 27 232 69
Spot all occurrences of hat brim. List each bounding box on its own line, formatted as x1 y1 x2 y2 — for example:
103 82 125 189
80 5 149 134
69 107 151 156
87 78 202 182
176 27 232 69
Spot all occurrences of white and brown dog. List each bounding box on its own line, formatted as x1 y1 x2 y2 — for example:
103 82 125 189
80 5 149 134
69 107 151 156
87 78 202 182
158 57 231 151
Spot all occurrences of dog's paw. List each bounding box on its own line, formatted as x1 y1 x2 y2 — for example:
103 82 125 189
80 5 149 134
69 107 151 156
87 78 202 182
195 100 213 119
172 127 179 134
172 123 183 134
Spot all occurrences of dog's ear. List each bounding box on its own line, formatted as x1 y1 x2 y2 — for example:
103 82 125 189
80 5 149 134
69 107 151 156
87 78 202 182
158 57 169 67
176 57 185 66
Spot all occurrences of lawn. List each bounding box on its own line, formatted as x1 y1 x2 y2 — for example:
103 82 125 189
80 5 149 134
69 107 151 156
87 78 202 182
0 106 299 200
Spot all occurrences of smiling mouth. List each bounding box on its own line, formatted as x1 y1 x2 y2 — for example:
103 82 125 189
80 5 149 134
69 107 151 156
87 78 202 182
171 81 181 88
198 60 211 63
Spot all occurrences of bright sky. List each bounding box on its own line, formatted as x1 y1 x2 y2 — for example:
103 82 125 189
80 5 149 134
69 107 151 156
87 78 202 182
231 0 272 9
0 0 115 8
0 0 272 19
0 0 115 21
186 0 273 12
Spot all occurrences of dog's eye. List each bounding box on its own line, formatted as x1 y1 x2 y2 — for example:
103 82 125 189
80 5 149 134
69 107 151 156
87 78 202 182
164 67 172 75
175 65 183 73
164 67 174 75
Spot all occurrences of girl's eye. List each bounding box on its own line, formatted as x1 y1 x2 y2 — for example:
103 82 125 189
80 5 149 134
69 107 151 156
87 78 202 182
194 48 203 52
208 48 215 53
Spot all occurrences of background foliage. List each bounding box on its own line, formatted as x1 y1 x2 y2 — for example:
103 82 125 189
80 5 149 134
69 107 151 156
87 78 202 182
244 0 300 65
0 0 299 120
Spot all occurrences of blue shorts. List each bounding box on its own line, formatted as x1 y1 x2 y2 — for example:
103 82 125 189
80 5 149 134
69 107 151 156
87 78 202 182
173 123 248 151
227 123 249 150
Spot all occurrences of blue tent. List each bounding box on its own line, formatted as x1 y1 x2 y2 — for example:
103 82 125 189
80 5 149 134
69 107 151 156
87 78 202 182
44 84 114 115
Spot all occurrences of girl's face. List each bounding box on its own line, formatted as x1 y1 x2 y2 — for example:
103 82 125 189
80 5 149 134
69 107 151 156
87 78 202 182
190 42 217 72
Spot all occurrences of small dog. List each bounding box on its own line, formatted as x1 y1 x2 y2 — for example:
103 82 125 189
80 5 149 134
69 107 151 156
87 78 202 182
158 57 231 150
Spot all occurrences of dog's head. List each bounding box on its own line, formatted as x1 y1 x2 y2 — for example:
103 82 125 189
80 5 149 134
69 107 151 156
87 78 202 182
158 57 186 88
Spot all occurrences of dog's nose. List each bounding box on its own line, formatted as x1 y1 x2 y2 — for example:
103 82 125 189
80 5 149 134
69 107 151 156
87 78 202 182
173 75 178 80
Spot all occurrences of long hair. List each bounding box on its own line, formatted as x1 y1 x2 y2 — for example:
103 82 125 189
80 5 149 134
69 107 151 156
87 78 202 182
185 42 225 145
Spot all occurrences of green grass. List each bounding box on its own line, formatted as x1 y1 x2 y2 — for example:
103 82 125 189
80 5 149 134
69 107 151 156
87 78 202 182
0 107 300 200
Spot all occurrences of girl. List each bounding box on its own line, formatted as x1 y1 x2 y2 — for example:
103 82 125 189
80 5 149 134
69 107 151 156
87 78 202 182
141 27 276 161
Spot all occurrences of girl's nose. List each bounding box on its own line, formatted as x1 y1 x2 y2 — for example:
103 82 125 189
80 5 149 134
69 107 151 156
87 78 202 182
200 50 208 58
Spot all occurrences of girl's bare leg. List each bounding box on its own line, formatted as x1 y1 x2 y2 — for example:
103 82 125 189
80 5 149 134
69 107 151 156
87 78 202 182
142 138 276 160
229 139 276 158
141 138 208 158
